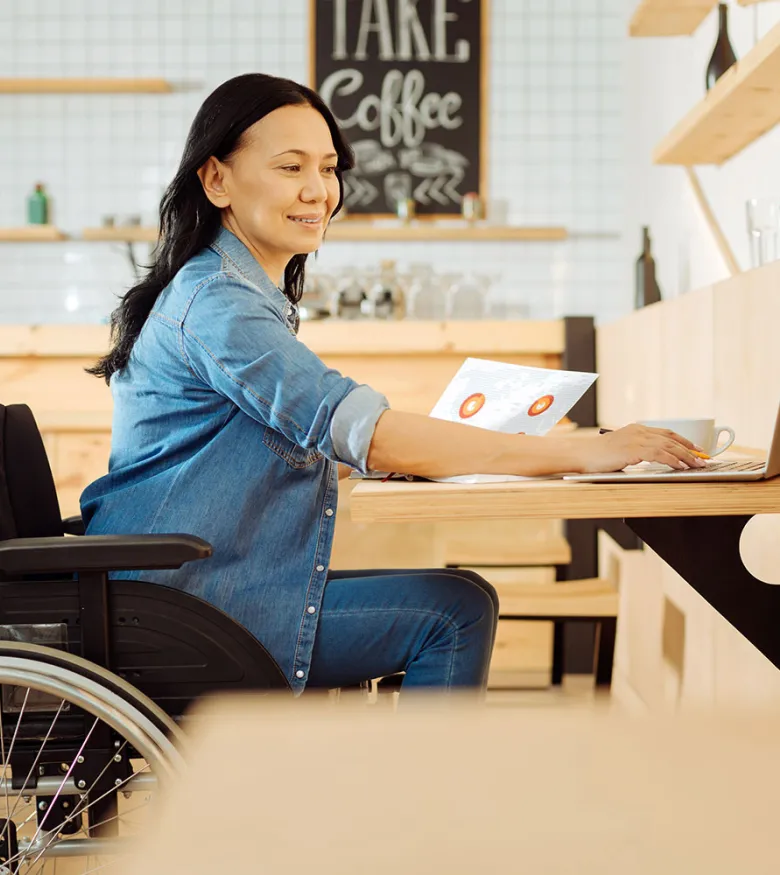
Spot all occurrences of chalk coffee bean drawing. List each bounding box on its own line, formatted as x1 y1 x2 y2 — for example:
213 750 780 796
459 393 486 419
528 395 554 417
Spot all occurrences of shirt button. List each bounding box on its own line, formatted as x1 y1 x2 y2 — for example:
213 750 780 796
307 606 316 614
316 564 325 572
296 670 305 679
325 508 334 517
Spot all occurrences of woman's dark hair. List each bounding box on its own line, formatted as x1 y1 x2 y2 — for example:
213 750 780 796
88 73 354 383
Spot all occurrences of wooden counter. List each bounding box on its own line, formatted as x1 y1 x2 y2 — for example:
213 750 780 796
0 318 570 690
595 260 780 713
0 320 563 432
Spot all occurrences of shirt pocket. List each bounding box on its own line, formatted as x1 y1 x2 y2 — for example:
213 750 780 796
263 426 323 469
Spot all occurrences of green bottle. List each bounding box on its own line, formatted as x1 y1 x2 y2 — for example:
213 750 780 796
27 183 49 225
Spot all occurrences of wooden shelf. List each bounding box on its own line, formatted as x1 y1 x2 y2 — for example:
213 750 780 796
0 226 67 242
0 78 172 94
82 227 158 243
654 21 780 165
81 225 567 243
464 570 619 618
629 0 718 36
326 223 567 242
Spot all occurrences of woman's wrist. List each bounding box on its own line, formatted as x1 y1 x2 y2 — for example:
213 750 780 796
513 435 587 476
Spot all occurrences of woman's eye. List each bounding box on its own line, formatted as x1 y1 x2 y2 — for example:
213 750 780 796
322 166 337 175
281 165 301 172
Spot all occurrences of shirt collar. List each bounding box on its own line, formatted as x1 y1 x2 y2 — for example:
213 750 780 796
209 226 293 319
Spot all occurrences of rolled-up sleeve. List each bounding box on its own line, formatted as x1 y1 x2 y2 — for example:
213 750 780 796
180 272 389 471
330 384 389 473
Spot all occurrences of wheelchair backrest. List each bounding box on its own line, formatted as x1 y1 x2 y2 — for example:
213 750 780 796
0 404 63 541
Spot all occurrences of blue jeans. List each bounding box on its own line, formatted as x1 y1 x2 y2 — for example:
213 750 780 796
307 568 499 693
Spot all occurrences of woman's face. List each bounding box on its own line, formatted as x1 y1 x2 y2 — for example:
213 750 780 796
199 103 341 280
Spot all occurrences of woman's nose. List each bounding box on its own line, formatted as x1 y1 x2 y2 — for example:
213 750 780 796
300 170 328 202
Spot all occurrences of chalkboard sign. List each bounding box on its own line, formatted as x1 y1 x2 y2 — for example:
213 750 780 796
310 0 487 217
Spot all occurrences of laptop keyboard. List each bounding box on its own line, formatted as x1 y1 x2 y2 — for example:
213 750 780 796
637 460 765 474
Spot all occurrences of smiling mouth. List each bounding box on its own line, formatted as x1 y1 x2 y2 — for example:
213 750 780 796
288 216 324 226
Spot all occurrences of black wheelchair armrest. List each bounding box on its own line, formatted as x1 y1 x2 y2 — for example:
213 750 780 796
0 534 212 575
62 515 86 536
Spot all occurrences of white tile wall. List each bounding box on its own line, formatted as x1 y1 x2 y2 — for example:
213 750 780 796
623 0 780 299
0 0 627 324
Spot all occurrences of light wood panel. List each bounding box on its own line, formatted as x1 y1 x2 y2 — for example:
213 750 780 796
0 78 172 93
331 478 439 570
298 319 565 356
351 477 780 523
489 622 552 689
0 325 110 357
466 568 618 617
599 530 664 710
326 223 568 242
0 359 112 416
0 226 67 242
132 696 780 875
48 432 112 517
597 282 718 429
598 260 780 442
0 321 564 359
597 260 780 712
712 261 780 449
595 303 665 427
629 0 718 37
437 520 569 566
82 226 159 243
654 21 780 165
482 566 556 687
79 224 567 243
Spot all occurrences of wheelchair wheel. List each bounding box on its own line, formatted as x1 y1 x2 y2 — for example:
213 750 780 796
0 645 183 874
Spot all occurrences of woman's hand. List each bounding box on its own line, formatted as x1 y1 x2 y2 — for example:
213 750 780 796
573 424 708 474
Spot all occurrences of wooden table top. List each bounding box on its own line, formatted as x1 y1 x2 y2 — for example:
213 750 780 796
350 476 780 523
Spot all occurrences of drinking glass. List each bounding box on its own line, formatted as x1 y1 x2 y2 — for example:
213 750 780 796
405 264 446 320
445 273 490 319
746 198 780 267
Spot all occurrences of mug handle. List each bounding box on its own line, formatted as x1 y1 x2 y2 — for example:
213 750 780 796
711 426 736 456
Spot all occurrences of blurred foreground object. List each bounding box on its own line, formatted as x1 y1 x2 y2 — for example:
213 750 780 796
123 694 780 874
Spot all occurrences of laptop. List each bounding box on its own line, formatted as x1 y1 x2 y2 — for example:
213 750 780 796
563 406 780 484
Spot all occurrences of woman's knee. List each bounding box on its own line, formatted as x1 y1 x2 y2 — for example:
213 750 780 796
442 569 499 617
434 571 497 629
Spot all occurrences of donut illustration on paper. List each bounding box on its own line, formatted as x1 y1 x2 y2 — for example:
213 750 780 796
459 392 486 419
528 394 554 417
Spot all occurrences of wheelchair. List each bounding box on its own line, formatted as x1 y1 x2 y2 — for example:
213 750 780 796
0 402 292 872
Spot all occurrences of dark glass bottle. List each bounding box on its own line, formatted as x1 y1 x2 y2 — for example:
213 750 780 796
706 4 737 91
635 227 662 309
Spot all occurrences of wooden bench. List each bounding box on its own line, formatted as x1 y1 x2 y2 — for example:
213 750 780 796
463 566 619 689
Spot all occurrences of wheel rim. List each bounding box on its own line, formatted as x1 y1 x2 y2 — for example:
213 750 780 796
0 658 181 873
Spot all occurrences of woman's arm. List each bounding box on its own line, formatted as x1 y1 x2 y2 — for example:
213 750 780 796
366 410 705 477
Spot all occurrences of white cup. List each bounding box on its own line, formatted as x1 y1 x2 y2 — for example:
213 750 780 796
638 419 736 457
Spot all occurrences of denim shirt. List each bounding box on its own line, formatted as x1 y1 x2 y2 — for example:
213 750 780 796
80 227 389 693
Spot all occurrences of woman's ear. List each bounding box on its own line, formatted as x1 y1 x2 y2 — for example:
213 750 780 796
197 157 231 208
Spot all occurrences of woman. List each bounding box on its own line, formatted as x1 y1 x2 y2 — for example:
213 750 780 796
82 73 703 697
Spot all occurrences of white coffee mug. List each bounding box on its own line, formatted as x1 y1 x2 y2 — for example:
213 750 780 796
638 419 736 457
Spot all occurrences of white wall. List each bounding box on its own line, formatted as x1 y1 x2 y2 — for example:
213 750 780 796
0 0 627 325
622 0 780 300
